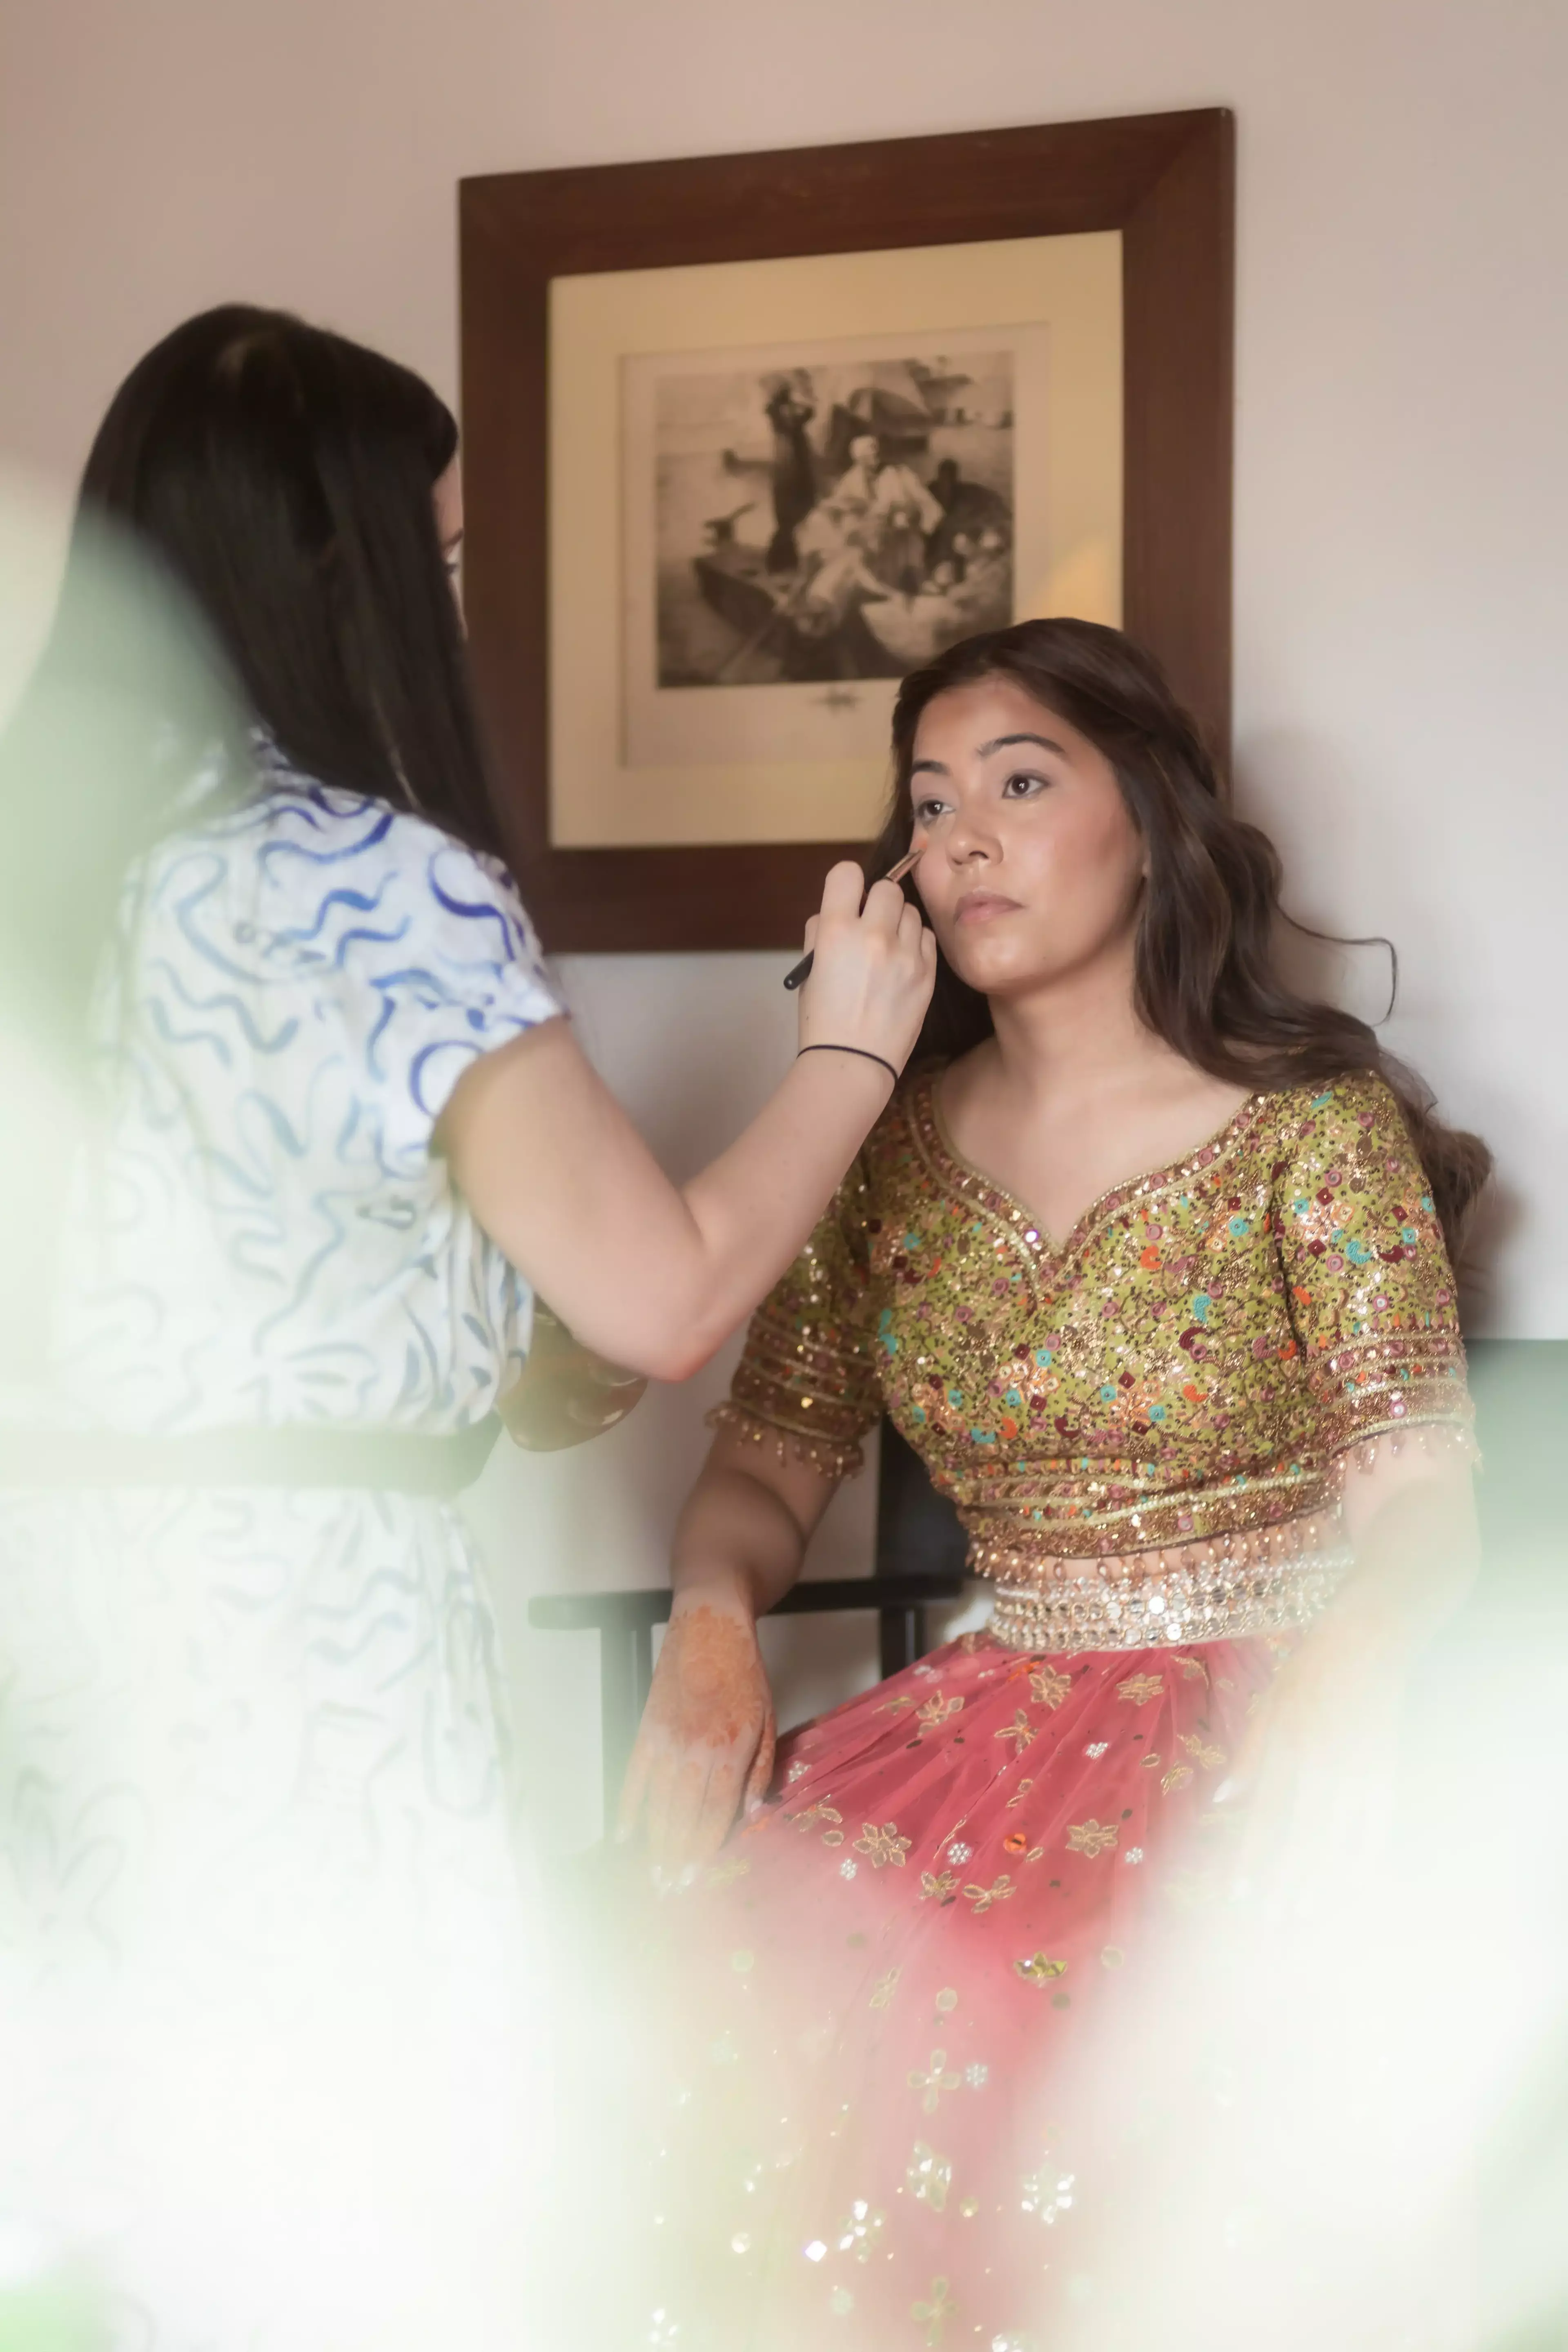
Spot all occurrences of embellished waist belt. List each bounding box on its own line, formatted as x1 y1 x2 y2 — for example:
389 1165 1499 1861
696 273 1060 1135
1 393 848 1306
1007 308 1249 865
984 1541 1354 1655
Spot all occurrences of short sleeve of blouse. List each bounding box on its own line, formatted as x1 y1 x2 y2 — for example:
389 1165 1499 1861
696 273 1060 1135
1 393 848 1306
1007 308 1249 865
709 1153 884 1479
1274 1074 1472 1454
365 829 564 1163
245 794 565 1172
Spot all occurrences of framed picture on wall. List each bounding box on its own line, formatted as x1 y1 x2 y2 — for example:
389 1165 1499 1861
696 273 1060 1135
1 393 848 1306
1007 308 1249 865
460 111 1233 951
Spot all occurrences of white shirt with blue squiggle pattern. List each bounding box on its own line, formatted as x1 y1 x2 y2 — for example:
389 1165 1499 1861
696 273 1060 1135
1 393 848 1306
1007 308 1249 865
58 763 564 1434
0 764 566 2346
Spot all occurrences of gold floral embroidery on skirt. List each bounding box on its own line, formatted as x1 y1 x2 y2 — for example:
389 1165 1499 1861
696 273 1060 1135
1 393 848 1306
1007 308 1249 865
961 1875 1017 1913
1117 1673 1165 1705
908 2051 960 2113
912 2274 956 2344
853 1822 912 1868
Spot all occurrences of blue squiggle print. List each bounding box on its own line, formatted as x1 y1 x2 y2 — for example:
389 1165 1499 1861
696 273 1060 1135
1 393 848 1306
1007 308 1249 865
159 967 303 1056
273 882 390 944
51 761 560 1440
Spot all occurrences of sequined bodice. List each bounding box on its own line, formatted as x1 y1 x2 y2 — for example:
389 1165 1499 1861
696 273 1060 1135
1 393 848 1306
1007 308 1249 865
716 1067 1470 1567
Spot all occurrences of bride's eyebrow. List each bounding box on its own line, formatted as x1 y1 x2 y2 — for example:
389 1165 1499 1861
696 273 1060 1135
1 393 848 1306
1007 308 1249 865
911 730 1067 781
976 731 1067 758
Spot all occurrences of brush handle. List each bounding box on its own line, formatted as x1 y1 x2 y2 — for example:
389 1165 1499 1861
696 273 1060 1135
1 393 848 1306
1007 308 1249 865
780 844 924 993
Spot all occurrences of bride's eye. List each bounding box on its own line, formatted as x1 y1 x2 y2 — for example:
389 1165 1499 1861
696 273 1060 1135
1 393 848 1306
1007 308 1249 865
1002 770 1049 800
912 796 950 826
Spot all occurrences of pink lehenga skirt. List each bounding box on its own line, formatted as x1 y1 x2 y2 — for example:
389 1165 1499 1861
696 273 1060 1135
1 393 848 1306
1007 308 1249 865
629 1625 1285 2352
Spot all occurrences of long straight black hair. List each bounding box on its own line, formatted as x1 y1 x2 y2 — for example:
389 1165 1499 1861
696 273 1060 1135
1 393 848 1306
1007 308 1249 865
0 307 512 1367
869 617 1492 1255
1 302 511 1066
68 303 504 857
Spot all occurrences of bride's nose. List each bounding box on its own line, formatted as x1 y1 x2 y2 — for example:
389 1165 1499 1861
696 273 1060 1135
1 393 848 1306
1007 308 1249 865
943 805 998 866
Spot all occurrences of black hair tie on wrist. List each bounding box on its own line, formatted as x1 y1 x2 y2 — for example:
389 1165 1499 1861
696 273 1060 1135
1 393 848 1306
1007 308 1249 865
797 1042 899 1087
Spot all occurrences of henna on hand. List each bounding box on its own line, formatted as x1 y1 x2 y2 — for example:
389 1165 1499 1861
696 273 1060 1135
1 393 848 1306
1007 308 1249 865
645 1604 767 1750
617 1602 775 1869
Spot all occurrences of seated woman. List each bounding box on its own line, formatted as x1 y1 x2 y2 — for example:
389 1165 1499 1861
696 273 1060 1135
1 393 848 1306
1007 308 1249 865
617 617 1490 2350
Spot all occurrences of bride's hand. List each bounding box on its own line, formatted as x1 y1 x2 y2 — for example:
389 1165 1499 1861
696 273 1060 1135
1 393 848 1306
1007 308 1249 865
617 1596 776 1883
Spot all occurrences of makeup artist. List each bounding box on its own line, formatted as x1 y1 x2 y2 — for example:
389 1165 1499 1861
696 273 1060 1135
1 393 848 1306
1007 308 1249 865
0 303 933 2352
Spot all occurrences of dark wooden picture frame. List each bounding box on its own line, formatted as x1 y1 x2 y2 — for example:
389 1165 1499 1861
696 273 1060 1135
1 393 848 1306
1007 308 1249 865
460 110 1233 953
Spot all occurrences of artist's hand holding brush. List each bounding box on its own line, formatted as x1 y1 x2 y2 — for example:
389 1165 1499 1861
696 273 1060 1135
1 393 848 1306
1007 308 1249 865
793 855 934 1082
440 858 934 1390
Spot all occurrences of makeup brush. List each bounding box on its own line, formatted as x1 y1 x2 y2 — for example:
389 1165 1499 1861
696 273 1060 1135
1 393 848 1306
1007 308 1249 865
782 840 926 992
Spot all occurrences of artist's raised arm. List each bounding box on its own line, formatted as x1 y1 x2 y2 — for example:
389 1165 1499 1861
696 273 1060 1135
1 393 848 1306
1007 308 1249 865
439 862 932 1382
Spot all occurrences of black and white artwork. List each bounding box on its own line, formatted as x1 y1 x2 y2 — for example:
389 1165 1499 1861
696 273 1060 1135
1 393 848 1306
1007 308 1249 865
619 321 1049 781
649 345 1015 690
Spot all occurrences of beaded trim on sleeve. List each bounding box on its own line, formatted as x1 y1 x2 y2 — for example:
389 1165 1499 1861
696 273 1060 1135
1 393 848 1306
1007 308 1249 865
713 1290 882 1483
705 1401 865 1482
1312 1334 1472 1444
1333 1415 1481 1484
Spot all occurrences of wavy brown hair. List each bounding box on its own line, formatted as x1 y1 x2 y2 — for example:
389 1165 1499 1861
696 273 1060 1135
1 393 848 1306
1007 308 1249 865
869 617 1491 1254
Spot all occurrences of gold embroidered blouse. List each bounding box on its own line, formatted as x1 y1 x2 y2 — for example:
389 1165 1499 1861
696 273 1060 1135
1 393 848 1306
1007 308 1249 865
715 1069 1472 1580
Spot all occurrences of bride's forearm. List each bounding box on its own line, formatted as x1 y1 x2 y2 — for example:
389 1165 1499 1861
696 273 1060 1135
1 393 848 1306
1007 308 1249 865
1335 1451 1481 1653
670 1463 812 1621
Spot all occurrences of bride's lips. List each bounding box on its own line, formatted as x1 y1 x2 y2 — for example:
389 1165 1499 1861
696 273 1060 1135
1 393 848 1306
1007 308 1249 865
954 890 1023 924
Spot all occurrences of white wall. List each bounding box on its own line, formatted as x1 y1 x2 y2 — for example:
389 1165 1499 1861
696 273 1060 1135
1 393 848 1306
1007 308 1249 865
4 0 1564 1839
